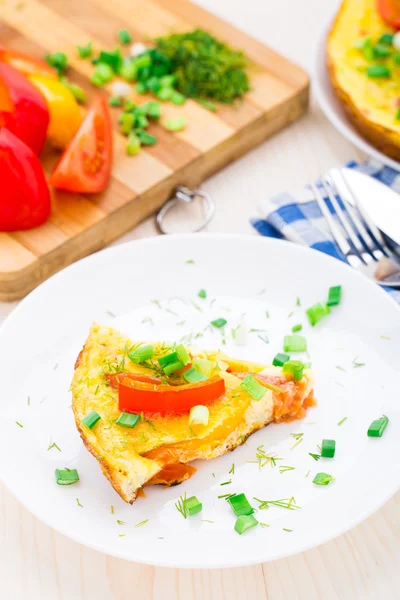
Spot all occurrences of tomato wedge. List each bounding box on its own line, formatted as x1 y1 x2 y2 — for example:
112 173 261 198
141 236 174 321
377 0 400 29
0 63 49 154
0 46 57 78
0 128 51 231
50 96 113 193
106 372 162 389
118 375 225 414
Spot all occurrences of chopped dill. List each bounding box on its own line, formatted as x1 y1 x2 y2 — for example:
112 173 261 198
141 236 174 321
306 469 310 478
288 311 294 318
201 519 213 523
250 328 268 333
117 520 125 525
258 288 267 295
254 496 300 511
165 307 178 316
76 498 83 508
94 385 99 395
16 421 23 428
141 316 154 325
309 453 320 461
336 365 346 372
190 300 203 312
119 534 126 538
338 416 347 426
220 479 232 486
135 519 148 527
106 310 116 317
54 363 58 370
185 259 195 264
380 335 390 340
146 419 156 431
47 439 61 452
296 297 301 306
259 522 270 528
283 528 293 532
265 311 269 319
290 432 304 450
279 465 295 474
27 396 30 406
176 320 186 326
175 493 188 519
151 299 162 309
189 426 196 437
248 446 282 469
229 463 235 475
40 396 47 403
212 473 215 478
110 505 114 514
258 334 269 344
352 357 366 368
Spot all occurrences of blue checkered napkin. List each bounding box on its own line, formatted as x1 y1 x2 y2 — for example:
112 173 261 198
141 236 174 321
251 160 400 303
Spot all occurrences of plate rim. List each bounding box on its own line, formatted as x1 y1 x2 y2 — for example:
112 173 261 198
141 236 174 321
1 233 399 568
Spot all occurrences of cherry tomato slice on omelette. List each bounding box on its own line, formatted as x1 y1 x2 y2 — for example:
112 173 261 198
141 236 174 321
0 63 49 154
377 0 400 29
0 46 57 78
0 128 51 231
118 375 226 414
50 96 112 193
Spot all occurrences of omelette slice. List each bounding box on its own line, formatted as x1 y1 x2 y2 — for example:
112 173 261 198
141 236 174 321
71 323 315 503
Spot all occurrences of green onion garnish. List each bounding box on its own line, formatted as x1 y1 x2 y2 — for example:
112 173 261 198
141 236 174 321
234 515 258 535
367 65 391 78
192 357 213 376
143 101 161 119
163 360 184 376
313 472 335 485
241 374 266 401
189 404 209 426
128 345 154 363
283 335 307 352
176 343 190 366
198 99 217 111
136 130 157 146
77 42 93 59
164 117 186 131
126 132 141 155
183 367 208 383
198 289 207 299
183 496 202 516
158 351 178 367
373 43 391 57
228 493 254 516
367 415 389 437
211 318 227 328
327 285 342 307
109 96 122 107
91 62 114 86
272 352 290 367
118 29 132 44
291 324 302 333
306 302 330 326
82 410 101 429
321 439 336 458
45 51 68 75
282 360 304 381
379 33 393 45
60 79 86 104
55 468 79 485
170 91 186 105
120 112 135 135
116 412 140 428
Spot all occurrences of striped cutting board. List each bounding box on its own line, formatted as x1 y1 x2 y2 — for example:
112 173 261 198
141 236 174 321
0 0 309 301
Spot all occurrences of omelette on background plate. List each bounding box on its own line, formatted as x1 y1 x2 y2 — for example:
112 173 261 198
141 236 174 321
327 0 400 160
71 323 315 504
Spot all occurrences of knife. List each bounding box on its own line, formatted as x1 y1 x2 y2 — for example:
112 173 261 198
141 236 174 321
328 167 400 254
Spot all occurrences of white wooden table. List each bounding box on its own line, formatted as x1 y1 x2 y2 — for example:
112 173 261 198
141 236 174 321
1 0 399 598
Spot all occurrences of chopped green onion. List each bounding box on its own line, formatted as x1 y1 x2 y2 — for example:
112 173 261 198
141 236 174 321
124 99 136 112
283 335 307 352
97 49 122 72
327 285 342 306
306 302 330 326
183 495 202 516
176 344 190 366
198 289 207 299
146 76 161 94
198 99 217 111
396 108 400 121
109 96 122 107
45 51 68 75
234 515 258 535
145 101 161 119
241 374 266 401
183 367 208 383
118 29 132 45
60 79 86 103
192 357 213 376
82 410 101 429
116 412 140 428
126 132 141 155
211 318 227 328
353 35 371 49
379 33 393 45
163 360 184 376
394 53 400 65
367 415 389 437
91 63 114 86
362 38 374 60
128 345 154 363
55 468 79 485
228 493 254 517
159 74 176 87
291 324 302 333
189 405 209 426
77 42 93 59
272 352 290 367
135 130 157 145
374 43 391 57
164 117 186 131
157 86 172 100
120 112 135 135
158 351 178 367
120 59 137 81
313 472 335 486
367 65 391 78
170 91 186 105
282 360 304 381
321 439 336 458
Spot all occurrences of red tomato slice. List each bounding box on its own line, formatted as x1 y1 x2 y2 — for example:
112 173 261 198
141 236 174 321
377 0 400 29
106 372 162 389
118 375 226 415
0 46 57 78
50 96 113 194
0 63 49 154
0 129 51 231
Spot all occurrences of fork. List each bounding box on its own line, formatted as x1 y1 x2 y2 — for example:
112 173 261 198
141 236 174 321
310 169 400 289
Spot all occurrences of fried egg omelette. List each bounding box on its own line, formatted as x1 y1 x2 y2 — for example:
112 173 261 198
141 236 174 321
71 323 315 504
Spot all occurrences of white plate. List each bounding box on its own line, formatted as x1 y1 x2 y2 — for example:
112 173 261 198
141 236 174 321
0 234 399 569
313 23 400 171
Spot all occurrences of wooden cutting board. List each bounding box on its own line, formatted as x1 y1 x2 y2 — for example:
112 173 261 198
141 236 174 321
0 0 309 301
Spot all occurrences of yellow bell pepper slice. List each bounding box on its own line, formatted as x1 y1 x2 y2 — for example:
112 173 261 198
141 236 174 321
28 75 82 149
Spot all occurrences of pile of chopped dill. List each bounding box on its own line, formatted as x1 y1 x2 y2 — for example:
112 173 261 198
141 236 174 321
155 29 250 103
